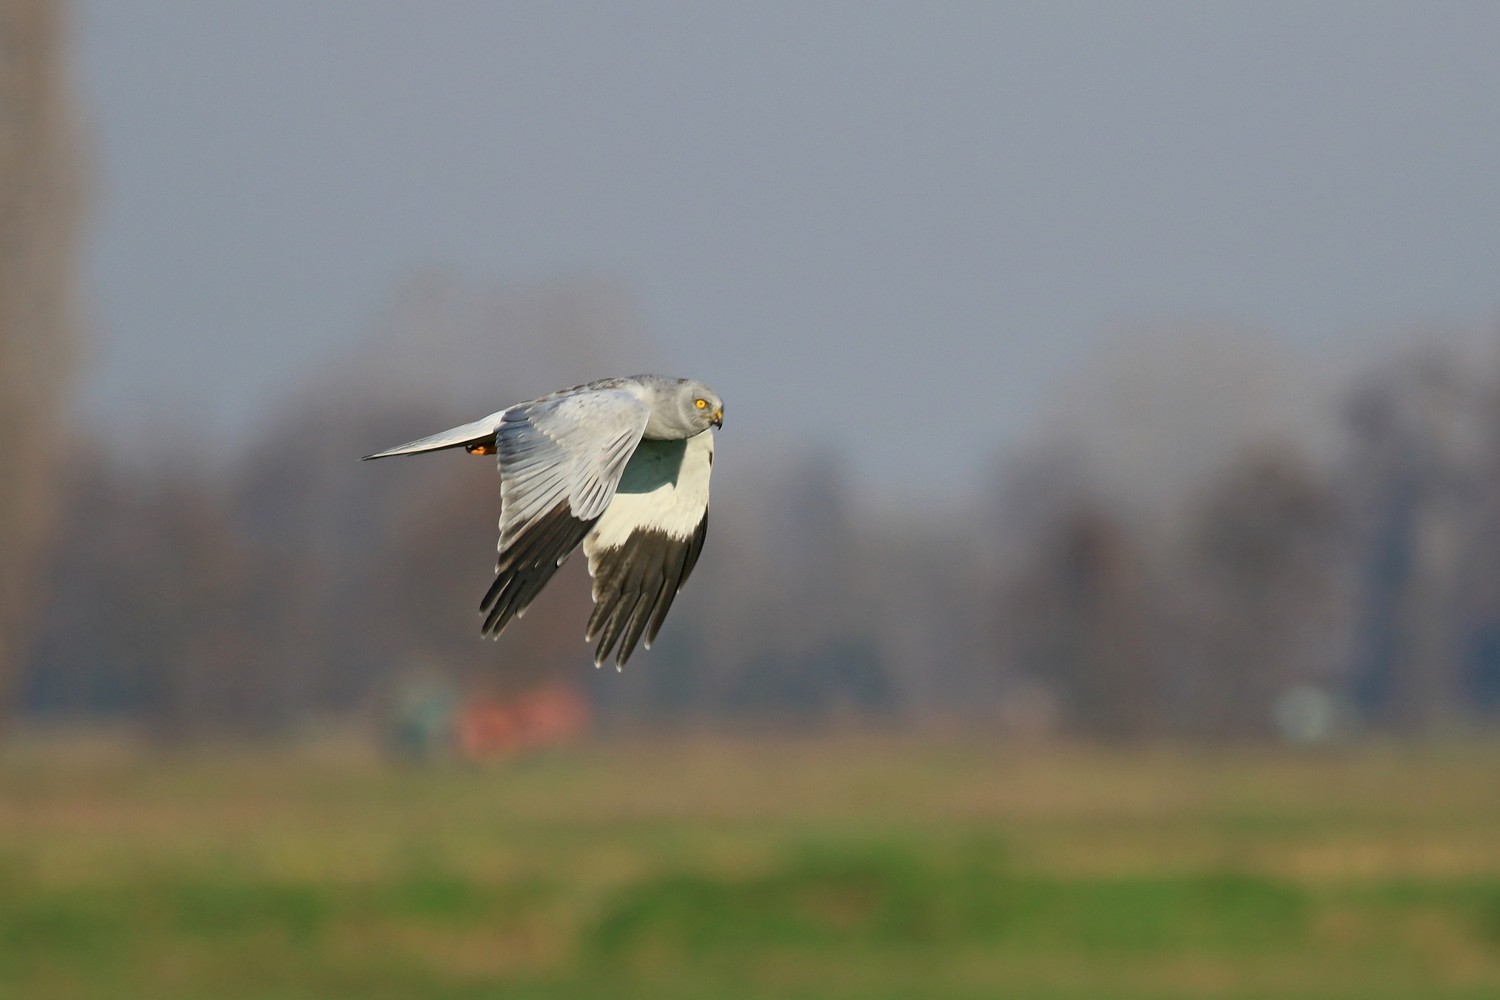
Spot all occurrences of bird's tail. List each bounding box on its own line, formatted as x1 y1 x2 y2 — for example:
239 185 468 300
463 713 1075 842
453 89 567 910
361 410 507 460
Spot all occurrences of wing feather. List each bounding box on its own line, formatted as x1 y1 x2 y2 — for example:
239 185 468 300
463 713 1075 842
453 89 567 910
480 501 596 636
583 430 713 668
496 388 649 547
478 386 652 638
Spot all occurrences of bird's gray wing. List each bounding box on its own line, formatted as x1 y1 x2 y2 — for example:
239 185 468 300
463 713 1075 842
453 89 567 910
582 428 713 669
480 387 651 637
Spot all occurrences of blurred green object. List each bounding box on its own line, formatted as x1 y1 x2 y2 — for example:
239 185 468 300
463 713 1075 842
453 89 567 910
1 737 1498 999
380 670 459 761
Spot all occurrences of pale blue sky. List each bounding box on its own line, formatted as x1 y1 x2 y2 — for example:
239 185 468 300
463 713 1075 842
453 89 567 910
76 2 1500 502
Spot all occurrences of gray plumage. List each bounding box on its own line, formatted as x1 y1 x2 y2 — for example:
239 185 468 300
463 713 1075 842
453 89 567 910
364 374 722 668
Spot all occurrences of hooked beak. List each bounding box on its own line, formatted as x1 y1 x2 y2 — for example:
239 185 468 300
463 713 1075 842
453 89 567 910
711 407 723 428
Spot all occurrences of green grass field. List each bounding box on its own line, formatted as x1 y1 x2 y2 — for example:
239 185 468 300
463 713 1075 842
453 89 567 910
2 734 1499 999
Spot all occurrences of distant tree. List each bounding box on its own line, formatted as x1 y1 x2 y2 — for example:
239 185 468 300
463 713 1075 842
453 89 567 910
1177 447 1341 739
25 465 267 741
1343 353 1496 731
1007 505 1163 740
678 449 878 719
0 0 85 726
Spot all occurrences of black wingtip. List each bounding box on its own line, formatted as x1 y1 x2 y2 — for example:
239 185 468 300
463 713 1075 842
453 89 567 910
477 503 596 641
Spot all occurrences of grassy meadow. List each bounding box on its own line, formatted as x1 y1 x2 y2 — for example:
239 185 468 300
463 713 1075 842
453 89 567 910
1 734 1499 999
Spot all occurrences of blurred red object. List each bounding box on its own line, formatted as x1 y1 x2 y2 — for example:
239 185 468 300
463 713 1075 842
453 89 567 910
455 683 590 759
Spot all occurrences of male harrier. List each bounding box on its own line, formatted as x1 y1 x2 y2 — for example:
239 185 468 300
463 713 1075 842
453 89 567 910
364 375 722 669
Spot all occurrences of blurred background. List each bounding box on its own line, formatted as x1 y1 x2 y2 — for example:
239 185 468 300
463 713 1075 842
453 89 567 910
4 2 1500 998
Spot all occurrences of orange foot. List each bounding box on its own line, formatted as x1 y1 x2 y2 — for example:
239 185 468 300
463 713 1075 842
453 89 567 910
466 443 497 456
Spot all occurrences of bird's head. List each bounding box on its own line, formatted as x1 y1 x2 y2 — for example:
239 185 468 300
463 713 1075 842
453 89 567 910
674 379 723 433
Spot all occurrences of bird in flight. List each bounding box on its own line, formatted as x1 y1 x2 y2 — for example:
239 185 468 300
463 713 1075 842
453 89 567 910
364 375 722 669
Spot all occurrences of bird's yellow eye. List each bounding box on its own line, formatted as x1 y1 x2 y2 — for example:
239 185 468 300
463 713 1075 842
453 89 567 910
694 398 708 409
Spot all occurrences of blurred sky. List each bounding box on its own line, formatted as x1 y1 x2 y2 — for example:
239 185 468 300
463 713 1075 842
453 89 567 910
76 1 1500 505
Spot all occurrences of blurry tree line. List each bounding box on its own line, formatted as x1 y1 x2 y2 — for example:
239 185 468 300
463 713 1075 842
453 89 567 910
994 339 1500 740
14 277 1500 742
